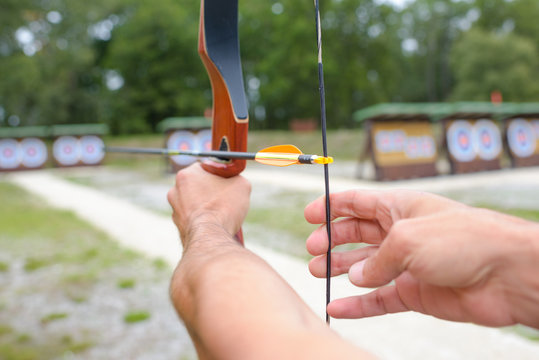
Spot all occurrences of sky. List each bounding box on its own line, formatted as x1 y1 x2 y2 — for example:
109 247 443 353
375 0 414 9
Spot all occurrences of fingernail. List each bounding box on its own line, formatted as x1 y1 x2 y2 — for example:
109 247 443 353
349 259 366 284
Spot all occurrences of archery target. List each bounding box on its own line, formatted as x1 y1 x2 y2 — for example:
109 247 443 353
404 136 421 158
0 138 21 169
80 135 105 165
405 136 435 159
20 137 48 168
507 119 536 158
447 120 475 162
197 129 213 152
421 136 436 158
167 130 197 166
53 136 81 166
474 120 502 161
375 130 406 153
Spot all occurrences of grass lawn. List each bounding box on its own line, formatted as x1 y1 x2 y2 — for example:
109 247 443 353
0 181 195 359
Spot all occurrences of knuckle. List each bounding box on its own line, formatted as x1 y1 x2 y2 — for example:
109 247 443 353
175 169 189 184
240 176 252 194
166 189 174 205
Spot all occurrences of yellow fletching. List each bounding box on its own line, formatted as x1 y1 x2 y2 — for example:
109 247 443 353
255 158 298 167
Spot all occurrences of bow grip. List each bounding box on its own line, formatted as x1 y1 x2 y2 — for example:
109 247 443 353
198 0 249 178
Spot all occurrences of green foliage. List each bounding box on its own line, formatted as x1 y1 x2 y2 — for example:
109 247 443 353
152 258 169 271
0 344 38 360
40 313 69 324
0 325 13 337
24 258 50 272
124 311 151 323
117 278 136 289
3 0 539 132
103 0 204 133
450 30 539 101
0 262 8 272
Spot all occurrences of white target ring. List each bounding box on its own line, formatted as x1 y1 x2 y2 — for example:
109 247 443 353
0 138 21 169
507 119 536 158
80 135 105 165
474 119 502 161
20 137 48 168
53 136 81 166
167 131 197 166
447 120 475 162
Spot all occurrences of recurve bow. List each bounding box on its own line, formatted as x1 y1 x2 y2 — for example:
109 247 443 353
106 0 334 322
198 0 248 179
199 0 333 324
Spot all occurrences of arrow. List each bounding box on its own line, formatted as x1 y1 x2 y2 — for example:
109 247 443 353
104 144 333 167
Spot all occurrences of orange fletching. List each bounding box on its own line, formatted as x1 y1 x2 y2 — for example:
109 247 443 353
258 144 302 154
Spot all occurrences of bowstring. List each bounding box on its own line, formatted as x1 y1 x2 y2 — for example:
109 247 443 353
314 0 332 325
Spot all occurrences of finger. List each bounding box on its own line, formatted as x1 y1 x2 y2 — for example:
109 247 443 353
348 220 417 288
306 218 386 256
305 190 396 226
309 246 379 278
327 285 409 319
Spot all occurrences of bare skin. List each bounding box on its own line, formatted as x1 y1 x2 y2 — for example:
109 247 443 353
305 190 539 329
168 164 539 359
167 164 371 360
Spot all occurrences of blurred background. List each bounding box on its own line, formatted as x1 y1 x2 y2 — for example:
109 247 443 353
2 0 539 359
2 0 539 133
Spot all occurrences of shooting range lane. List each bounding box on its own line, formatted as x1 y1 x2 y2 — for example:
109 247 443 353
6 169 539 359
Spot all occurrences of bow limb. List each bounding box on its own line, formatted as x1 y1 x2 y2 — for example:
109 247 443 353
198 0 249 178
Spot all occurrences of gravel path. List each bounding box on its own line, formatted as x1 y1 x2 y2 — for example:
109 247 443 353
8 167 539 359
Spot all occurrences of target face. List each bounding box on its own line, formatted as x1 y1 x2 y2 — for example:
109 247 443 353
80 135 105 165
375 130 406 153
447 120 475 162
20 137 48 168
0 138 21 169
474 120 502 161
507 119 536 158
167 131 197 166
53 136 81 166
197 129 213 152
405 136 436 159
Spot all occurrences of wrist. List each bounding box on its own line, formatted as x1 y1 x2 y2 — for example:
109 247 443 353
499 220 539 328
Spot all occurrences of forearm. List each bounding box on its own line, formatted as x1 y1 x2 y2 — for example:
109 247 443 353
170 222 368 359
499 219 539 329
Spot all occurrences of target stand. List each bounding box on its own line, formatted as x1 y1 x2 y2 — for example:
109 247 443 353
50 124 107 168
355 104 440 181
157 117 212 173
0 126 49 172
504 115 539 168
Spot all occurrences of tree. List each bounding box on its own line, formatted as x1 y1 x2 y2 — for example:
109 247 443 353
103 0 205 133
0 0 125 126
450 29 539 101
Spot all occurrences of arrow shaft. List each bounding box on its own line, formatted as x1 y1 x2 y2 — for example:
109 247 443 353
104 146 332 165
105 146 256 159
